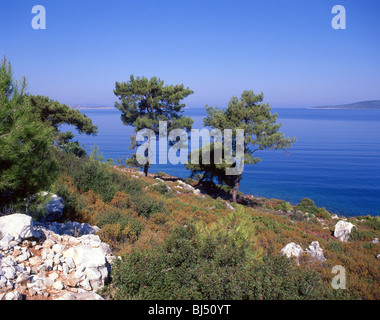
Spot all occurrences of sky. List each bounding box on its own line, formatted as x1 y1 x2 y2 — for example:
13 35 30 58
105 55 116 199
1 0 379 108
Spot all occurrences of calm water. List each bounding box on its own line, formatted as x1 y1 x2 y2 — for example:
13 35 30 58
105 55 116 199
62 108 380 217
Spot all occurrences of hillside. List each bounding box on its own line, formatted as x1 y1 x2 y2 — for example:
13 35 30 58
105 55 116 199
1 149 380 300
311 100 380 109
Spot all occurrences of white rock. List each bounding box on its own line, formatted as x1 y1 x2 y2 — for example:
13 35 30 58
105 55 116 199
225 202 235 211
49 272 59 281
334 220 356 242
4 291 23 300
281 242 304 259
0 214 36 240
305 241 326 262
66 246 106 269
52 281 64 290
81 278 92 291
372 238 379 244
2 266 17 280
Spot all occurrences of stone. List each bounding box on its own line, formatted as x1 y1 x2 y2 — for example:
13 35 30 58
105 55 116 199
334 220 356 242
65 246 106 269
225 202 235 211
0 234 16 251
81 278 92 291
53 281 64 290
0 214 36 240
2 266 17 280
55 292 104 300
64 256 76 269
372 238 379 244
305 241 326 262
16 272 30 284
29 256 43 266
49 272 59 281
281 243 304 260
65 276 79 288
4 291 23 300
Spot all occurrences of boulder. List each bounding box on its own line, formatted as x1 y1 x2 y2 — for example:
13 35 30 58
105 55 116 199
280 242 304 259
0 214 36 240
334 220 356 242
305 241 326 261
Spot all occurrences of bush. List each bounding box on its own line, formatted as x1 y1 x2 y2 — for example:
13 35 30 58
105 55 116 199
150 181 172 196
275 200 292 212
109 224 334 300
327 239 345 254
97 209 143 244
295 198 319 214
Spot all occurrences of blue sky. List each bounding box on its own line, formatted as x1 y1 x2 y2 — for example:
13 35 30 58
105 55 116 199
1 0 379 108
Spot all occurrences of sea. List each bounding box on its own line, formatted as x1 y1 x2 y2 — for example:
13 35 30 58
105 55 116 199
61 107 380 217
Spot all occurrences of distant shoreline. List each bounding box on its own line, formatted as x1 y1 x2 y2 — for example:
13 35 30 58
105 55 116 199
309 107 380 110
71 107 114 110
310 100 380 110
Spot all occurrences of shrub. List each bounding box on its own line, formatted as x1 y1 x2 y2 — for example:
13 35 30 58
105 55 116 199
150 181 172 196
291 211 308 222
275 200 292 212
295 198 319 214
315 207 332 220
109 224 334 300
327 239 345 254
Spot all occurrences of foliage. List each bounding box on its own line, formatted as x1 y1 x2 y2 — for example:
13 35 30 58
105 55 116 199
114 75 194 175
0 57 58 205
274 200 293 212
109 224 335 300
295 198 319 214
28 95 97 157
187 90 295 202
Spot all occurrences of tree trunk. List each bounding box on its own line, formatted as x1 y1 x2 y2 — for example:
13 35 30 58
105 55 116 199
232 174 242 203
143 134 151 176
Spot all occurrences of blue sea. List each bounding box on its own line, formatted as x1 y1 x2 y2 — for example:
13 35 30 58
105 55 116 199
62 108 380 217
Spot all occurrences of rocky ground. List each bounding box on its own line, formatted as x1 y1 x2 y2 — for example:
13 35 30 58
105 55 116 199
0 214 114 300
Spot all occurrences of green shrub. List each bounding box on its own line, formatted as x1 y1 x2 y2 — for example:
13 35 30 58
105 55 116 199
349 227 377 242
96 209 142 237
291 211 308 222
316 208 332 220
150 181 172 196
327 239 345 254
109 224 334 300
275 200 292 212
133 196 166 218
295 198 319 214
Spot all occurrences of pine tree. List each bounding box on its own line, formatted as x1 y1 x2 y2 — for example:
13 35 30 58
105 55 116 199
187 90 296 202
114 75 193 175
0 58 58 205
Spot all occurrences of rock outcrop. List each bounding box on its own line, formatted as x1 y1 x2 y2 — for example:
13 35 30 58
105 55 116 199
334 220 356 242
281 241 326 263
280 242 304 260
305 241 326 262
0 214 113 300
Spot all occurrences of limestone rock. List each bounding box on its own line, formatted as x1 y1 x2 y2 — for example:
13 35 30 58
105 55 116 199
280 242 304 259
305 241 326 262
0 214 36 240
334 220 356 242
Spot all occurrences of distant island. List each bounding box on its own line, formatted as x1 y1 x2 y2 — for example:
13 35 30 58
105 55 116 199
70 105 113 110
311 100 380 110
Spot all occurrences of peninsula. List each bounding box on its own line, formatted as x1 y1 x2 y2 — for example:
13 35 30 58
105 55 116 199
311 100 380 110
